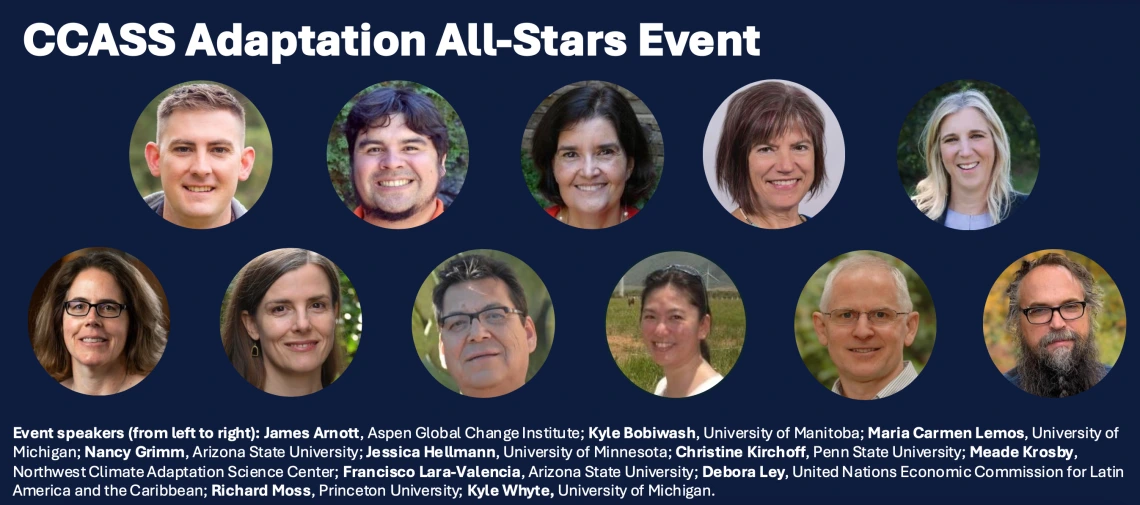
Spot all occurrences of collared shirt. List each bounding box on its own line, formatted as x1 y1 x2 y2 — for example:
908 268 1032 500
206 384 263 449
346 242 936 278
354 197 444 222
831 361 918 399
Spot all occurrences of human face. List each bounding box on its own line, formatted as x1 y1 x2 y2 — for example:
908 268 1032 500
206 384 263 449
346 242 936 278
145 109 254 229
242 264 337 381
352 114 445 225
439 278 536 398
748 126 814 214
641 284 710 370
812 268 918 388
938 107 995 194
553 117 632 217
1016 265 1091 358
62 269 130 372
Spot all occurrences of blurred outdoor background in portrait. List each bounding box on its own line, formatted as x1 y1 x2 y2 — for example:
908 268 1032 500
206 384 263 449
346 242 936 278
411 250 554 394
795 251 937 389
219 254 362 379
327 81 469 209
520 81 664 210
983 250 1125 373
897 79 1039 196
606 252 744 394
129 81 272 209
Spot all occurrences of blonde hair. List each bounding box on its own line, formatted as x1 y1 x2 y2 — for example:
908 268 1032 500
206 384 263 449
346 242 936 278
911 89 1013 224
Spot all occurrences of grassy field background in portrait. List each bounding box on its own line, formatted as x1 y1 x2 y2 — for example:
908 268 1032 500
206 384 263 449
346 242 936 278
897 79 1039 196
129 81 272 209
411 250 554 394
606 251 743 394
983 250 1125 373
794 251 937 389
327 81 469 209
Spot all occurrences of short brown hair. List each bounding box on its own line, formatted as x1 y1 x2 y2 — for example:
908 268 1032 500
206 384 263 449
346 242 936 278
32 249 168 381
221 249 345 390
156 83 246 142
715 82 827 216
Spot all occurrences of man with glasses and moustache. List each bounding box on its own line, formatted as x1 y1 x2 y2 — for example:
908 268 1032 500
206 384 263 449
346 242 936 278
432 255 537 398
812 255 921 400
1003 253 1111 398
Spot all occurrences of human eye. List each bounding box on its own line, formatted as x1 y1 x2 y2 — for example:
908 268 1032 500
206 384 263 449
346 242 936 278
970 132 987 139
754 145 773 154
67 301 90 313
794 143 811 152
834 310 855 320
1025 307 1050 319
172 145 192 154
269 305 292 316
403 145 421 152
445 317 469 332
942 135 958 144
483 309 507 324
560 151 579 159
211 146 232 155
310 301 329 311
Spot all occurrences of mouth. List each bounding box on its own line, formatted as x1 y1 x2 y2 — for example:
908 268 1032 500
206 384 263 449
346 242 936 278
574 183 608 192
376 179 413 188
766 178 801 189
464 350 501 362
957 162 979 171
651 341 675 350
284 340 320 351
78 336 109 344
848 347 881 354
184 185 215 193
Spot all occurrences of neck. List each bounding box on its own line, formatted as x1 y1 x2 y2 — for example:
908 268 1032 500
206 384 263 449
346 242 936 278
838 361 905 400
263 369 324 397
661 355 716 398
462 377 526 398
948 186 988 216
562 205 623 229
165 204 231 229
750 207 802 229
363 201 436 229
68 359 129 395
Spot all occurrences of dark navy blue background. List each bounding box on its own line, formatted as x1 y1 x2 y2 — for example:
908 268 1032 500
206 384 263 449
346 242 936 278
5 1 1136 503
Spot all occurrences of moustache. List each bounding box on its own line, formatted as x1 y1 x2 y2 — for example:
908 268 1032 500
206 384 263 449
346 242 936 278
1038 329 1080 350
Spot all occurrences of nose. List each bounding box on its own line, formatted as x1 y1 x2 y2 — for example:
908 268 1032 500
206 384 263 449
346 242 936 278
466 318 492 342
83 309 103 326
1048 309 1067 330
958 138 976 157
379 149 404 170
852 313 875 339
293 311 312 333
581 154 602 177
775 149 795 173
190 150 213 177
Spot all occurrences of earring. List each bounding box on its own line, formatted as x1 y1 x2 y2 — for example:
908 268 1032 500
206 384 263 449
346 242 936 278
251 341 260 358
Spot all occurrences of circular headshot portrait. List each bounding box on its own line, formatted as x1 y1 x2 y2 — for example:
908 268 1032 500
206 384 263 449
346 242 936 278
607 252 743 398
984 250 1124 398
129 80 272 230
220 249 361 397
28 248 169 396
703 79 845 229
412 250 554 398
521 81 663 229
328 81 468 229
796 251 936 400
898 79 1039 230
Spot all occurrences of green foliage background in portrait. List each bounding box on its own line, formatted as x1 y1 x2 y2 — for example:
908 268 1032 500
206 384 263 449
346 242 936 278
129 81 272 210
327 81 468 210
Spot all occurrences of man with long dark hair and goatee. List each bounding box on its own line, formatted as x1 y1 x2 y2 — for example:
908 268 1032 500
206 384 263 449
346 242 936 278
1003 253 1112 398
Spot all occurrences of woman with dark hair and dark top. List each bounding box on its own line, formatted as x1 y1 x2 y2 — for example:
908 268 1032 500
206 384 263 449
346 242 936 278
716 81 827 229
31 249 167 395
222 248 346 397
530 83 658 229
640 265 722 397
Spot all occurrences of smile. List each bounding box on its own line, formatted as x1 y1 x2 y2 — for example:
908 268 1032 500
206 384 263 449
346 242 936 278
849 347 881 354
652 342 675 349
185 186 214 193
465 350 501 362
767 179 801 188
574 183 608 192
79 337 108 343
378 180 413 187
284 341 319 351
957 162 979 170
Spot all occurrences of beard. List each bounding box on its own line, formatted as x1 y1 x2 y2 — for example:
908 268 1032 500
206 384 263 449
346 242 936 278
356 170 443 223
1016 328 1106 398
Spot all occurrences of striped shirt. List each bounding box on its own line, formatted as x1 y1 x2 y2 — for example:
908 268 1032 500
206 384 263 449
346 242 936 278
831 361 917 399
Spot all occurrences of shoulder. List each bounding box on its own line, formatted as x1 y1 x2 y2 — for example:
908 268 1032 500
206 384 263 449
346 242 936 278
694 374 723 394
1003 367 1022 387
730 208 750 223
653 377 667 396
143 191 165 213
231 198 248 219
545 205 561 218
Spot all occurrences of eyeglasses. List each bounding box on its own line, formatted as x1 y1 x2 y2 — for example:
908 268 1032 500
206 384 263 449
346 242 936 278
440 306 524 335
63 300 128 318
1021 301 1086 325
822 309 909 326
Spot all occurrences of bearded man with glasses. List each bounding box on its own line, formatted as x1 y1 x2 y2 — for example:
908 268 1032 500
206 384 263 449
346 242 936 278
811 255 922 400
1002 253 1111 398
